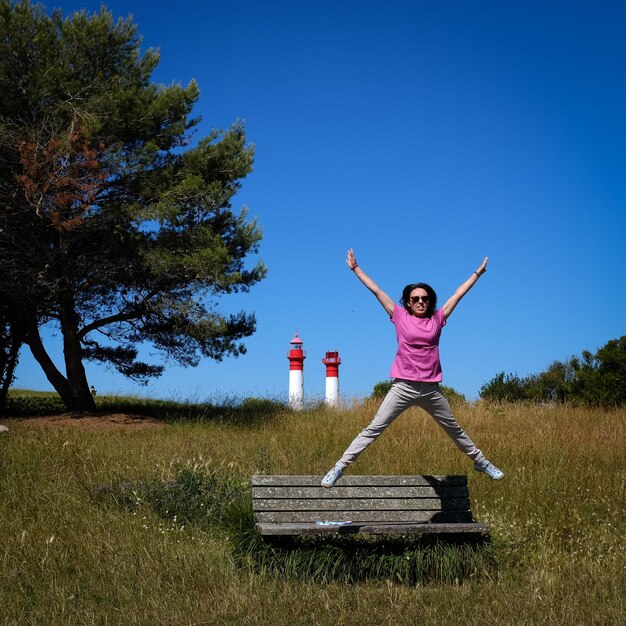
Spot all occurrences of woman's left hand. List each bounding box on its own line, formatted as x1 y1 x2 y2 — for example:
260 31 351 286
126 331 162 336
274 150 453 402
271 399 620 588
476 257 488 276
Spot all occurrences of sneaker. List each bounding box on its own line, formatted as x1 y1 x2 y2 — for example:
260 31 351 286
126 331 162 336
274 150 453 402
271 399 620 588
321 464 344 488
474 459 504 480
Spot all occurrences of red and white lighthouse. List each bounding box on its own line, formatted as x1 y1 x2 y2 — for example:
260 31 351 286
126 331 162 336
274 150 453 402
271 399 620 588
321 350 342 407
287 333 306 410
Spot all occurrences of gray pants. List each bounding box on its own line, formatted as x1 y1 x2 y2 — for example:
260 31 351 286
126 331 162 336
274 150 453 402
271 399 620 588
337 379 485 468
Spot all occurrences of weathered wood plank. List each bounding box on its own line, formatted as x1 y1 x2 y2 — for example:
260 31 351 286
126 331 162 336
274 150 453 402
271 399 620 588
256 510 474 524
252 475 467 487
252 485 469 499
251 475 489 538
257 522 490 536
253 497 471 512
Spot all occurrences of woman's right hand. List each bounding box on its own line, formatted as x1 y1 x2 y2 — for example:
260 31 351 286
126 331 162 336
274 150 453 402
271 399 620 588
345 248 394 316
346 248 358 270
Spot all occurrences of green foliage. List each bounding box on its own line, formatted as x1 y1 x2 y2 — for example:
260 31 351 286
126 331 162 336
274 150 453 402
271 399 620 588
480 336 626 406
479 372 529 402
0 1 266 410
440 384 467 405
240 397 288 417
572 337 626 406
371 379 466 404
371 379 393 399
96 464 247 530
3 392 66 416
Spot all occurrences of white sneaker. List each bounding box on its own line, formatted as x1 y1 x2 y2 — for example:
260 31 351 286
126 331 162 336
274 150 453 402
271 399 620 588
474 459 504 480
321 464 344 488
0 425 8 433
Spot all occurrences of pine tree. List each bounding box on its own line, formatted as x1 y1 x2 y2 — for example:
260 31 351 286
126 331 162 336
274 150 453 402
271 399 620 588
0 1 266 410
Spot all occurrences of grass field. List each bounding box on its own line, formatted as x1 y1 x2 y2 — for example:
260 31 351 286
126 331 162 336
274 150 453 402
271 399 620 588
0 396 624 625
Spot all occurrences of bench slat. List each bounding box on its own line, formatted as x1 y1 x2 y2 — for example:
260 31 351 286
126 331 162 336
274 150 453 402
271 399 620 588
252 485 469 499
257 522 490 536
252 475 467 487
253 497 471 512
256 510 474 523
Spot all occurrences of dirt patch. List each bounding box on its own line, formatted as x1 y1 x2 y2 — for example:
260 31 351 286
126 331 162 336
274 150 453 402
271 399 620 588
14 412 167 430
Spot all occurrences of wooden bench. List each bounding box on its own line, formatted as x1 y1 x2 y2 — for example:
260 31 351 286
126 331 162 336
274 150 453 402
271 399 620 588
251 475 489 538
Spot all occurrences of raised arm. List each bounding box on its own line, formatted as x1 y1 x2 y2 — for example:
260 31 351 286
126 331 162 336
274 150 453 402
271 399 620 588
346 249 395 317
442 257 488 320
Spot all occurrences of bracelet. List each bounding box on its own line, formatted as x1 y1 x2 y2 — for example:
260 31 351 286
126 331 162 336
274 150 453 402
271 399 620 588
351 264 359 271
474 271 481 278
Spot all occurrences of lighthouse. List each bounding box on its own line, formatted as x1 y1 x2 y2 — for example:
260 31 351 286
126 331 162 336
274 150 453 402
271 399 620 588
322 350 342 407
287 333 306 410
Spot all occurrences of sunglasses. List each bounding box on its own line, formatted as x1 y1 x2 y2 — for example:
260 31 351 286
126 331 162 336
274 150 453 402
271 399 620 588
410 295 430 304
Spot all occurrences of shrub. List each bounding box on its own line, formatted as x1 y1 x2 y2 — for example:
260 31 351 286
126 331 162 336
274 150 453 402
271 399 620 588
371 380 466 404
440 385 467 405
480 335 626 406
572 337 626 406
479 372 529 402
240 397 288 417
371 379 393 399
95 463 248 530
4 392 66 417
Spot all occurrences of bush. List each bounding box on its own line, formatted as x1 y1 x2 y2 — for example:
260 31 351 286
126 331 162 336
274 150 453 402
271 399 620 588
479 372 529 402
371 380 466 404
480 335 626 406
240 397 288 417
4 392 66 416
572 337 626 406
440 385 467 405
95 463 248 530
371 379 393 399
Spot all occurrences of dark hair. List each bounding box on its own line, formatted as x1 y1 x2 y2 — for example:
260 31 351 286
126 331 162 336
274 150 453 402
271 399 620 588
401 283 437 317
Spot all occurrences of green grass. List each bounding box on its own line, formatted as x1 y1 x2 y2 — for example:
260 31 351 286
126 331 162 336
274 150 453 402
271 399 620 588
0 397 624 624
3 388 289 421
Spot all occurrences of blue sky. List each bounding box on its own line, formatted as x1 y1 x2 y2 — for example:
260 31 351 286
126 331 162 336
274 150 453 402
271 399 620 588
13 0 626 402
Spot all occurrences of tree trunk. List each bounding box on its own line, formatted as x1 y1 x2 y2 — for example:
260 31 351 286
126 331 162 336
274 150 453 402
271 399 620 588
60 299 96 412
24 313 96 412
24 319 73 407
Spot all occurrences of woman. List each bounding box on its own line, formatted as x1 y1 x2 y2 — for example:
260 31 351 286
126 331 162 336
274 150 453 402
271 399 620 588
321 249 503 488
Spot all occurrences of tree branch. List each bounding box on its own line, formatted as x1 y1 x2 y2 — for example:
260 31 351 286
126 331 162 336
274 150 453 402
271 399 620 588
77 309 140 340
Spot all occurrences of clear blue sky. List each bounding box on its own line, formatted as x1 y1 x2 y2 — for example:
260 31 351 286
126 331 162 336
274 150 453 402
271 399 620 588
13 0 626 402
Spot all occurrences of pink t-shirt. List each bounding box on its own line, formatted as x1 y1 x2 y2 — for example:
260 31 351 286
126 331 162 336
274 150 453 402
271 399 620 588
389 304 446 382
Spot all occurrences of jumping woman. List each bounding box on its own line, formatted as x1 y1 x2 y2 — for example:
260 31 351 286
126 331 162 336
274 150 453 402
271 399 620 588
321 249 503 488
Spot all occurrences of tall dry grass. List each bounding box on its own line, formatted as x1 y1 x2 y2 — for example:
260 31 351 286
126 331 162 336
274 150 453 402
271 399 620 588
0 399 624 624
